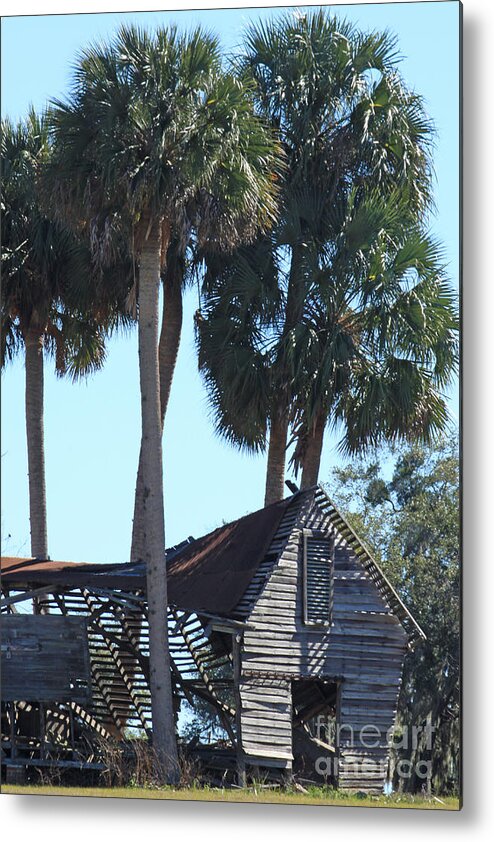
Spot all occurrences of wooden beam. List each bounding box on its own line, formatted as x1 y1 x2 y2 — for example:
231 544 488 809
0 587 54 609
233 634 246 787
81 590 150 734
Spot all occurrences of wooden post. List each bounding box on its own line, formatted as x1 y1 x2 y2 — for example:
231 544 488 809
69 707 76 753
10 702 17 759
282 766 294 788
232 634 246 787
426 712 432 797
40 703 46 760
334 681 342 788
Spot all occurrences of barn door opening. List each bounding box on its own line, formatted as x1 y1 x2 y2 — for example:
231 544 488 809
291 678 339 784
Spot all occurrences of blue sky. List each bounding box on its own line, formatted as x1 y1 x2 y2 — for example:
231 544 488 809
1 2 460 564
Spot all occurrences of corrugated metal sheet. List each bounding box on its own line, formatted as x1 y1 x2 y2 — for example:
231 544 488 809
165 496 293 613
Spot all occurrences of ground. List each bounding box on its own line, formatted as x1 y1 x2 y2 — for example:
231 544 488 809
0 785 460 809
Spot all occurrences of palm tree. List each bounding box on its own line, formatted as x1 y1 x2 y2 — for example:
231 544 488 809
288 190 458 486
197 190 458 496
46 24 279 782
198 10 447 503
1 111 116 560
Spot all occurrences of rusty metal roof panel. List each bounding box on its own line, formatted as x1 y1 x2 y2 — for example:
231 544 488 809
0 556 147 591
165 495 294 613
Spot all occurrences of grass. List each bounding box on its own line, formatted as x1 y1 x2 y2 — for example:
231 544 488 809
1 784 460 810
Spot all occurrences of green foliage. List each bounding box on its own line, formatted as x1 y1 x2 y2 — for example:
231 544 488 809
47 24 280 262
179 662 235 744
327 436 460 794
197 9 458 472
180 697 229 745
1 111 132 375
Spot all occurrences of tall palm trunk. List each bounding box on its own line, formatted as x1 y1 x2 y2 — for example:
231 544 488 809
264 409 289 506
158 255 184 422
138 218 179 783
300 409 327 488
130 256 183 563
24 324 48 559
263 245 304 506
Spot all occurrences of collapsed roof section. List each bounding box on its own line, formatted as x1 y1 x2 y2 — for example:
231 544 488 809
1 486 424 645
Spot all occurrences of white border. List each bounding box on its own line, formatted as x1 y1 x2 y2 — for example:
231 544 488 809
2 0 492 836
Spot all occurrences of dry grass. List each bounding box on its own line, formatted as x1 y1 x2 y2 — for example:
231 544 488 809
0 784 460 810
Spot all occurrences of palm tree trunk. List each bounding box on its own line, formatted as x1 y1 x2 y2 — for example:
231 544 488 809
138 217 179 784
300 410 327 489
158 260 184 422
130 260 183 563
24 325 48 559
285 244 303 330
263 244 304 506
264 409 289 506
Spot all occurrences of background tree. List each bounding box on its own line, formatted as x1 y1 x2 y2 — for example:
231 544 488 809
289 189 458 486
197 10 447 505
328 436 460 795
198 187 458 500
1 111 120 560
47 24 279 782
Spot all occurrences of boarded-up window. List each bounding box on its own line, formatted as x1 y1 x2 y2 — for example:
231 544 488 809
302 530 333 625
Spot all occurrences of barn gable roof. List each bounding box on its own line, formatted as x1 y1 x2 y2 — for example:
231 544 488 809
0 485 424 645
309 486 425 646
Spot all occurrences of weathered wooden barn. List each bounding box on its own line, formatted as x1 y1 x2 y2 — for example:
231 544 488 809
1 485 424 790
